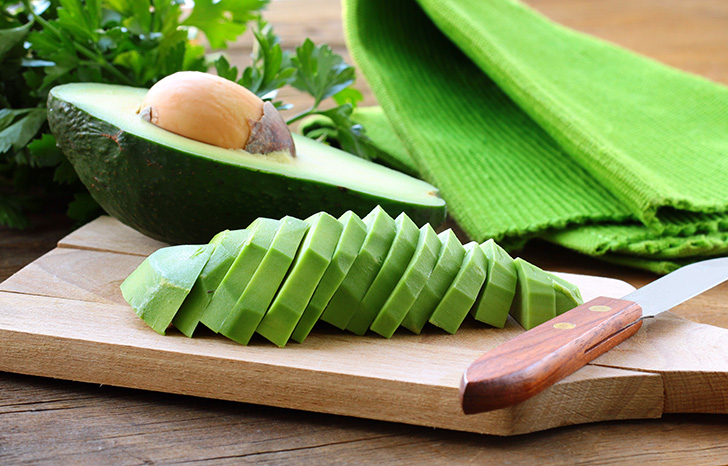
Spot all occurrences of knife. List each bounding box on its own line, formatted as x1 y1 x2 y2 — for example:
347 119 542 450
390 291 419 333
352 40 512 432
459 256 728 414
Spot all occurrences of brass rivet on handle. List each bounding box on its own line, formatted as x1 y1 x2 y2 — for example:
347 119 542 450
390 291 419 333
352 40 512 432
589 305 612 312
554 322 576 329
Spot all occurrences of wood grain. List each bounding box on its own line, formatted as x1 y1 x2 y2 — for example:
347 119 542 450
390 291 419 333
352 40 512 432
57 215 166 256
592 312 728 414
0 217 670 436
462 297 643 413
0 291 665 436
1 216 727 437
1 369 724 465
2 0 728 462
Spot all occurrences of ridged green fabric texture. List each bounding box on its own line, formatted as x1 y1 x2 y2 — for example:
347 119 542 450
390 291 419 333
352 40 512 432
337 0 728 273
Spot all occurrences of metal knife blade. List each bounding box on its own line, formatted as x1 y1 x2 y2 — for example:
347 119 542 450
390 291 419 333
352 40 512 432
460 257 728 414
624 256 728 317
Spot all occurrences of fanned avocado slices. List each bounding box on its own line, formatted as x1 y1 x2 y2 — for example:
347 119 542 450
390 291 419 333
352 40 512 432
400 229 465 334
471 239 518 328
121 244 214 335
220 216 310 345
173 229 251 337
256 213 343 347
320 206 397 330
47 83 446 244
428 242 488 334
120 207 584 345
548 272 584 315
370 224 442 338
346 213 419 335
290 211 368 343
200 218 280 332
509 258 557 330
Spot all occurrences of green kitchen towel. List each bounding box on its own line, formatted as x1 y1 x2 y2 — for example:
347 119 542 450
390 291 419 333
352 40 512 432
333 0 728 273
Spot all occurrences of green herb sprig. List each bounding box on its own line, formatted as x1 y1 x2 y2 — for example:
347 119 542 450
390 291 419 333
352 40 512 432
0 1 374 229
1 0 269 227
215 21 377 162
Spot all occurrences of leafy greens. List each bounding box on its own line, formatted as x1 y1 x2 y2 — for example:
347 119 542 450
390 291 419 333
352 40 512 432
1 0 375 229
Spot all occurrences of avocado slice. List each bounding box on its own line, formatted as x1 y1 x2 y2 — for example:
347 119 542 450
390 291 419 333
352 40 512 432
256 212 343 347
470 239 518 328
320 206 397 330
200 218 279 332
370 224 442 339
121 243 214 335
428 242 488 334
509 258 556 330
47 83 446 244
400 229 466 334
548 272 584 315
172 228 250 337
290 211 368 343
220 216 310 345
346 213 420 335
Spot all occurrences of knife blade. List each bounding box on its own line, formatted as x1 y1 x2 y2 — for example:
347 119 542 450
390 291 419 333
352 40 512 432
459 256 728 414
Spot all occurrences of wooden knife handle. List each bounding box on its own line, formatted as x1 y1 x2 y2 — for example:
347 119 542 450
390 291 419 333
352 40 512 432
460 296 643 414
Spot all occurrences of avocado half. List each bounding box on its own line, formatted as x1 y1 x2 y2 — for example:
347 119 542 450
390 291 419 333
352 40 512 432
47 83 446 244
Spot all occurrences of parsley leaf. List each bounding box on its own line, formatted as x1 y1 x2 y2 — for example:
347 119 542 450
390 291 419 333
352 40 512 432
1 0 377 230
0 20 31 62
0 108 47 155
183 0 267 50
312 104 375 161
0 193 29 229
67 191 102 224
1 0 267 228
214 19 295 106
291 39 356 106
241 19 296 100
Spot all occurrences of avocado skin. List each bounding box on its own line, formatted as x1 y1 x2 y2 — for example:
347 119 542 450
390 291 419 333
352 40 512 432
47 93 446 244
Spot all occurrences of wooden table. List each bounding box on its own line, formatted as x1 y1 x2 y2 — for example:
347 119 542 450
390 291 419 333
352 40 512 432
2 0 728 463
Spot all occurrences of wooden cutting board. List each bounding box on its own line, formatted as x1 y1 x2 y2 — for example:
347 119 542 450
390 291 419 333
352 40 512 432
0 216 726 435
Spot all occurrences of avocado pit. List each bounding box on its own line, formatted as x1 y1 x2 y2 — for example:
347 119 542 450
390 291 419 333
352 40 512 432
138 71 295 156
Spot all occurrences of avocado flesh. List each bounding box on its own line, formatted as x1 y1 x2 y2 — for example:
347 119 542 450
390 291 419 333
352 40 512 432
320 206 397 330
346 213 419 335
47 83 446 244
401 229 465 334
509 258 556 330
200 218 279 332
290 211 368 343
428 242 488 335
121 244 214 334
220 216 310 345
548 272 584 315
173 229 250 337
370 224 442 339
119 208 586 343
471 239 518 328
256 212 343 347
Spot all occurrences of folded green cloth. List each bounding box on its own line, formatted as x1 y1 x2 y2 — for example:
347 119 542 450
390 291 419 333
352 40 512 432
327 0 728 274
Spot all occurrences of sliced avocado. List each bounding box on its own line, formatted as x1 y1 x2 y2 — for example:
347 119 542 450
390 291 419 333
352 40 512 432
346 213 419 335
173 229 250 337
428 242 488 334
320 206 397 330
200 218 279 332
256 212 343 347
290 211 368 343
401 229 465 334
121 244 214 334
471 239 518 328
370 224 442 339
47 83 446 244
220 216 309 345
509 258 556 330
548 272 584 315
